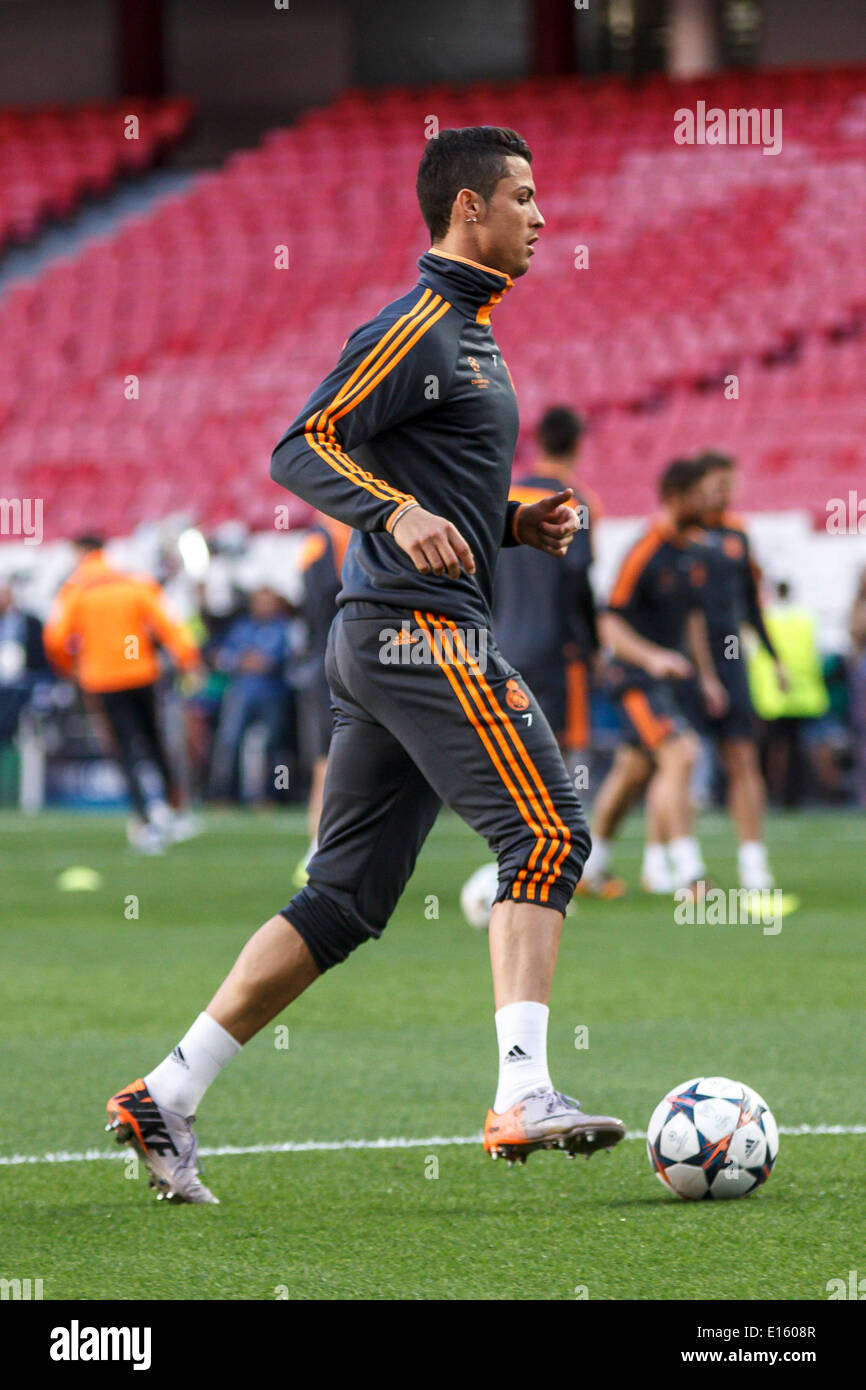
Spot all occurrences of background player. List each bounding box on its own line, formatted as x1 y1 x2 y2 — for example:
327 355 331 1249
686 452 788 892
43 535 201 854
580 460 727 896
493 405 600 768
292 512 351 886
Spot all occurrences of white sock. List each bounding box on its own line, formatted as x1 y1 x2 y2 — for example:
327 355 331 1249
148 800 172 829
145 1012 241 1118
669 836 706 888
582 836 610 884
642 842 672 892
493 1001 553 1113
738 840 773 891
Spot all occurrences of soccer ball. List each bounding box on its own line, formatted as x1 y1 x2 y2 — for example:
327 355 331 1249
647 1076 779 1200
460 861 499 930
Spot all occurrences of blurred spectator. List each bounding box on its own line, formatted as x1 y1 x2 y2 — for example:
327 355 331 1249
0 577 51 749
43 536 201 851
208 586 293 802
804 653 851 802
849 568 866 808
183 578 244 799
748 581 829 807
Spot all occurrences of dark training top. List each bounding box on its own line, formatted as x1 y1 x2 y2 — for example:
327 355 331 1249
604 516 706 689
493 473 599 671
689 512 777 660
271 249 525 627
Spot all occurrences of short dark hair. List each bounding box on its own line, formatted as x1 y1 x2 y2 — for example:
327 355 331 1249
695 451 735 472
658 458 706 500
74 534 104 552
416 127 532 241
537 406 584 459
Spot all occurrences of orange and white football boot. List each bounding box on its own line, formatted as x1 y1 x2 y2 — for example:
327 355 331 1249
484 1088 626 1166
105 1078 218 1204
575 873 627 900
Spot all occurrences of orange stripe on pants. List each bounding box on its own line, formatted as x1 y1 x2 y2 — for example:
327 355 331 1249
622 688 672 751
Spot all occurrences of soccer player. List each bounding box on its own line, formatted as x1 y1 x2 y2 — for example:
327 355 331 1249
44 536 201 854
687 452 786 890
580 460 727 896
492 406 600 762
292 513 351 886
105 127 626 1203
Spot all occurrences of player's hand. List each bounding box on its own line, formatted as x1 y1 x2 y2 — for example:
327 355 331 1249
700 673 729 718
391 505 475 580
774 659 790 694
646 648 693 681
179 666 206 697
239 650 270 673
515 489 581 556
589 648 608 681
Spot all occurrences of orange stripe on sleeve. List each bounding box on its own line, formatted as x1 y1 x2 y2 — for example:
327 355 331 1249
304 434 403 506
326 299 451 435
303 294 449 511
320 295 445 433
608 530 664 609
321 290 433 421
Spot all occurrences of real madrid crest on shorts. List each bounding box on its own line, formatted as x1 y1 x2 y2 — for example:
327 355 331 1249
505 677 530 711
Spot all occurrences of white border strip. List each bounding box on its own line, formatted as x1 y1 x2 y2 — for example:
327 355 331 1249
0 1124 863 1168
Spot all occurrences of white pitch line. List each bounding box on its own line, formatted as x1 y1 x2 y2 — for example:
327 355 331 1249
0 1124 864 1168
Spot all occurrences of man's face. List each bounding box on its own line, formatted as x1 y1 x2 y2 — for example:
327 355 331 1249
250 587 279 620
700 466 734 517
670 483 706 529
473 156 544 279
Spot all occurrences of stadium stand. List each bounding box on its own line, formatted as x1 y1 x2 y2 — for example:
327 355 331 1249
0 98 193 249
1 67 865 540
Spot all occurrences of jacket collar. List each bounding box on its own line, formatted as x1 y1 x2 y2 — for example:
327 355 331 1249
71 550 113 586
417 248 513 323
651 512 690 547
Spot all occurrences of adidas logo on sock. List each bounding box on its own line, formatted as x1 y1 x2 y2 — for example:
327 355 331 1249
171 1046 189 1070
504 1044 528 1063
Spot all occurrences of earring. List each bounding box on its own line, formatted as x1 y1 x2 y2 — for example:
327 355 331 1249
466 215 477 223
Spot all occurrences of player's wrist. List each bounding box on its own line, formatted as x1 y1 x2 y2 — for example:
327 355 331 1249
386 499 420 536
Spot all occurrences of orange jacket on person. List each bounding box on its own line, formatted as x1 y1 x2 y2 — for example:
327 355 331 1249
43 550 200 694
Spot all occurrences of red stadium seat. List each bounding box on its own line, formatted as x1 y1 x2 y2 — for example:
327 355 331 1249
0 97 194 251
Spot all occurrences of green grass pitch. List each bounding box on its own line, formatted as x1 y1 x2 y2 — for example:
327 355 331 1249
0 806 863 1301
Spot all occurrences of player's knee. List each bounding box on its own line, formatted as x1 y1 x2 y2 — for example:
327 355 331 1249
723 736 758 775
618 744 653 791
661 730 699 770
279 882 388 973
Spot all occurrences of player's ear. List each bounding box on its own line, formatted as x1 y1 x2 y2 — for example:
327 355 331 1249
455 187 480 223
